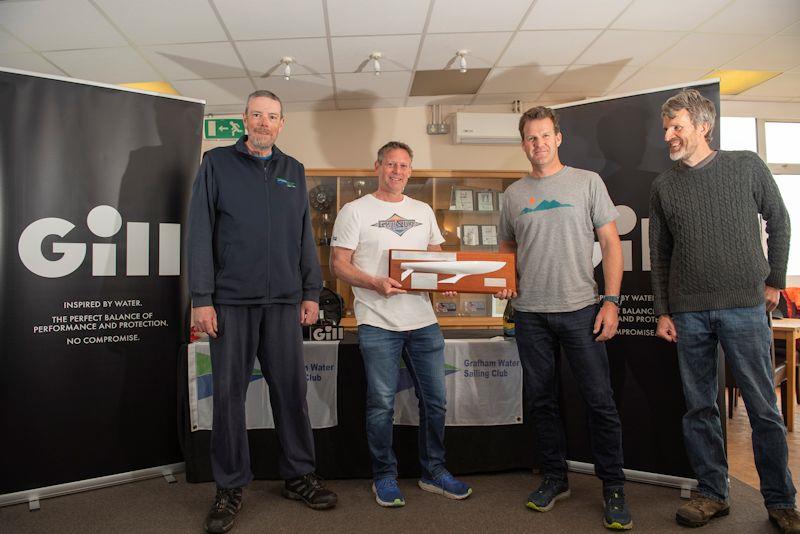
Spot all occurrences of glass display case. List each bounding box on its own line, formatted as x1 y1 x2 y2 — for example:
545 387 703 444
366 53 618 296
305 169 524 328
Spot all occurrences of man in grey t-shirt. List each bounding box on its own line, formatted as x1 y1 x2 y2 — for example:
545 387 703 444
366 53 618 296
496 106 630 531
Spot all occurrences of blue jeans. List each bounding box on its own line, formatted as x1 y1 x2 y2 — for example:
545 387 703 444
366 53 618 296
673 304 796 508
358 323 447 481
514 305 625 489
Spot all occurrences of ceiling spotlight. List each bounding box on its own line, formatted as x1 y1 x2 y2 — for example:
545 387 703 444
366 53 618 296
280 57 294 80
456 50 468 74
370 52 382 76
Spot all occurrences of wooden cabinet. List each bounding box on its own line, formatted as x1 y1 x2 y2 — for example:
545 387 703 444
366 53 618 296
305 169 524 328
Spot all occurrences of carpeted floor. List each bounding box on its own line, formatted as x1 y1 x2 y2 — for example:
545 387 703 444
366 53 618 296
0 470 778 534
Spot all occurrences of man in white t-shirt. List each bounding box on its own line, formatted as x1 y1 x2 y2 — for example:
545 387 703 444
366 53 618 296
330 141 472 508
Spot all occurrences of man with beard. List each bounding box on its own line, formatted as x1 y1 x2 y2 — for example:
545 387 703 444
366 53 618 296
189 90 336 534
650 89 797 533
496 106 631 530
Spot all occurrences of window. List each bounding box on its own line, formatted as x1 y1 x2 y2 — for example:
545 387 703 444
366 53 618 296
720 117 757 152
765 122 800 164
774 175 800 276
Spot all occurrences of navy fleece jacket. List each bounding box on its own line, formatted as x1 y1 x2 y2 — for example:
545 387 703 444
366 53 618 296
188 136 321 307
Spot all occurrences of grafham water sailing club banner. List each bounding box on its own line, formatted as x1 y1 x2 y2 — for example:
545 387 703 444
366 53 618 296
0 68 203 495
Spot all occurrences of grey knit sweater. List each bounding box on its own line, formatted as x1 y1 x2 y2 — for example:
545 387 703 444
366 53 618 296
649 150 790 316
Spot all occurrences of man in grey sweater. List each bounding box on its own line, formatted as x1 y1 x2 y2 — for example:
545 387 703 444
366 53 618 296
650 89 797 533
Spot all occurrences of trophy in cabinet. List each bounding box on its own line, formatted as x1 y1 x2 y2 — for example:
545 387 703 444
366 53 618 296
309 185 334 245
352 179 367 199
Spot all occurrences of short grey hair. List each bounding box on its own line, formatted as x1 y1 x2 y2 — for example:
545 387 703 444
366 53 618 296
661 89 716 143
244 90 283 116
519 106 560 138
376 141 413 163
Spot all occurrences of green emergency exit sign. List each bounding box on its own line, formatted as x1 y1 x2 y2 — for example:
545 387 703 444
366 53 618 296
204 118 244 139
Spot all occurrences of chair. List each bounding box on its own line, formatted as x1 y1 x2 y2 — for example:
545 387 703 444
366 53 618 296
724 312 788 424
773 290 799 404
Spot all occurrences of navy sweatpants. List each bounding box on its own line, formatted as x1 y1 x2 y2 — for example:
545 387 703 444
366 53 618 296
209 304 315 488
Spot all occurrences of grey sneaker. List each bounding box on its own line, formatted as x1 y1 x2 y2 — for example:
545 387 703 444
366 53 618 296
526 476 570 512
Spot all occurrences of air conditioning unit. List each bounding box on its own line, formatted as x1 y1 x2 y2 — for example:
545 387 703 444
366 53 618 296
452 112 520 145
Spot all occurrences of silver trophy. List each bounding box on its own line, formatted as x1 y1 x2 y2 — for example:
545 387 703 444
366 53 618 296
309 185 334 245
352 179 367 198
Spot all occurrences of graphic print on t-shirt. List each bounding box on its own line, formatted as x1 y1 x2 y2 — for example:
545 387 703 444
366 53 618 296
520 195 572 215
371 213 422 236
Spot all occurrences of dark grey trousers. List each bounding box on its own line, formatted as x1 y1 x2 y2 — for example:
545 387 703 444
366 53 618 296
209 304 315 488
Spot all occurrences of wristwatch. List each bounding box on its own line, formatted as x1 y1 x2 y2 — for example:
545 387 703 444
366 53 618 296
600 295 620 306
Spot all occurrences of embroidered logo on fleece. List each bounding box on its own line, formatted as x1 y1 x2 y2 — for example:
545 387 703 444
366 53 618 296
276 177 296 188
371 213 422 237
520 195 572 215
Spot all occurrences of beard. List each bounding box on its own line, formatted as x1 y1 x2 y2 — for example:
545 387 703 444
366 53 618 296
250 133 274 151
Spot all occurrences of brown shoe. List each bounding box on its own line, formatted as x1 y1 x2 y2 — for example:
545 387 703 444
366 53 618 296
768 508 800 534
675 495 730 527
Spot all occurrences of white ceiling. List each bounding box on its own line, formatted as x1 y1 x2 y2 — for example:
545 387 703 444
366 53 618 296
1 0 799 115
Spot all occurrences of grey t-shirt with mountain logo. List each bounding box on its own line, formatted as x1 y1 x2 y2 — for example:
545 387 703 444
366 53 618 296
499 166 619 313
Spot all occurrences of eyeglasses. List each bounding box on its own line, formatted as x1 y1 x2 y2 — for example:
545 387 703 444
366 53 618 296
382 161 410 170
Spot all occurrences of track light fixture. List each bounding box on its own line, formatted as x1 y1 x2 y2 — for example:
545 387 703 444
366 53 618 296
280 57 294 80
456 50 468 74
370 52 382 76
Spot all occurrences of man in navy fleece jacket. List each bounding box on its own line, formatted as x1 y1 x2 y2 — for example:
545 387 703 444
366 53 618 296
188 90 336 534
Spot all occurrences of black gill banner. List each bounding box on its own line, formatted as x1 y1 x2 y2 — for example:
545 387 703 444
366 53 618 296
0 69 203 494
555 81 721 478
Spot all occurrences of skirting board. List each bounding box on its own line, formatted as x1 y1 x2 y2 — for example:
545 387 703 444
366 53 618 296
568 461 698 494
0 462 185 509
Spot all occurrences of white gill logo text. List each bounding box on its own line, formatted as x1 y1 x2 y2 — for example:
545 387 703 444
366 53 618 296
18 205 180 278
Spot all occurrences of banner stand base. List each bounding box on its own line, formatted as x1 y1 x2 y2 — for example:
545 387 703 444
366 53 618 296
568 460 697 495
0 462 185 510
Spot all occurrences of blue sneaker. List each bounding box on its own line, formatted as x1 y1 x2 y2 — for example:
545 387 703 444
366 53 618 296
603 487 633 530
418 471 472 500
372 478 405 507
526 476 570 512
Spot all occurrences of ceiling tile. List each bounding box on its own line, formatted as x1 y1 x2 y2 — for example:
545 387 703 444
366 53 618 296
43 47 160 83
427 0 532 33
651 33 764 69
238 38 331 77
0 0 127 50
479 66 566 94
500 30 601 67
522 0 629 30
0 53 65 76
575 30 685 67
335 71 411 99
255 74 335 102
140 42 246 80
171 77 253 105
93 0 227 45
335 97 406 110
212 0 326 40
739 72 800 98
781 21 800 36
331 35 420 73
416 32 511 70
328 0 429 36
548 63 639 93
611 66 710 94
0 28 30 54
612 0 728 31
724 36 800 70
417 32 512 70
698 0 800 34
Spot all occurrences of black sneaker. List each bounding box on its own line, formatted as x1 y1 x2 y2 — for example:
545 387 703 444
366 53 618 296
204 487 243 534
603 487 633 530
282 472 338 510
526 476 570 512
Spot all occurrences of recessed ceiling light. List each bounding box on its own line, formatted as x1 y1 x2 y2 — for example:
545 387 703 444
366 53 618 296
704 70 781 95
118 81 179 95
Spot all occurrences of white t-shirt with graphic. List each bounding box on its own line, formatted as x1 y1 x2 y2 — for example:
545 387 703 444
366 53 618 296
331 194 444 331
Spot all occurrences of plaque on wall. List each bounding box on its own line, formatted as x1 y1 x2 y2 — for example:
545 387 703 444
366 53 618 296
452 188 475 210
388 249 516 294
476 191 494 211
